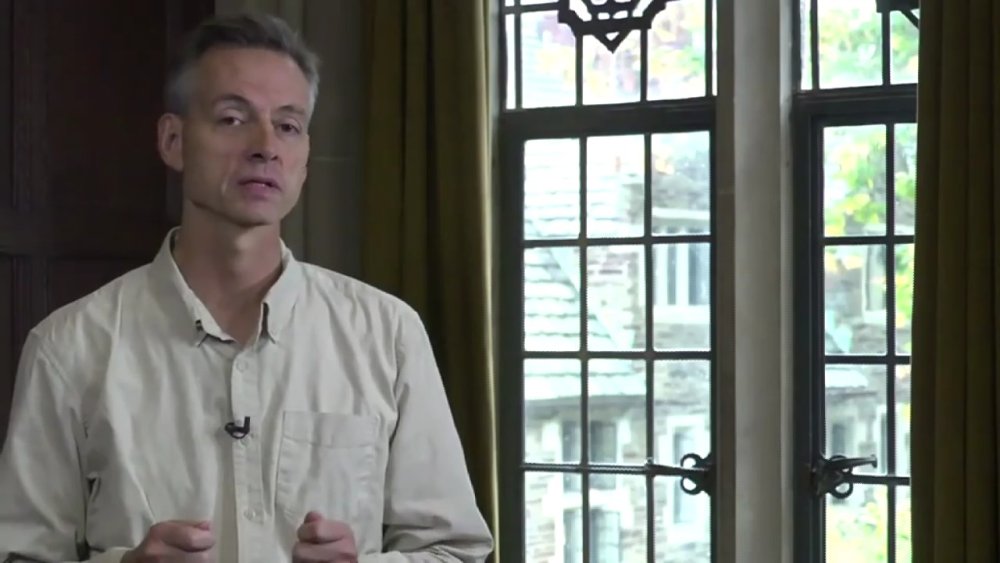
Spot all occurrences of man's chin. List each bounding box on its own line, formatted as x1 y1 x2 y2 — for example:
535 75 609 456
230 215 281 229
225 204 289 229
215 209 283 230
186 198 286 230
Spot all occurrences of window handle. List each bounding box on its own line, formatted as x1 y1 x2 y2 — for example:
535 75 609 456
812 454 877 499
678 453 714 496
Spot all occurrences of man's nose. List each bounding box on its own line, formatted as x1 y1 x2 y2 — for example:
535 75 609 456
246 122 278 162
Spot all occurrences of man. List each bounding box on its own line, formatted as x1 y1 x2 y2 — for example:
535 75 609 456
0 12 492 563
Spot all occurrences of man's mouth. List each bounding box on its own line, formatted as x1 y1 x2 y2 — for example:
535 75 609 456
238 176 279 190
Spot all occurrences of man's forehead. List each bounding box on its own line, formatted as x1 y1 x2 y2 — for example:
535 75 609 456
193 48 310 107
197 48 307 86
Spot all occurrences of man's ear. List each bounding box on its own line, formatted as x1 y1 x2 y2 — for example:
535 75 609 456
157 113 184 172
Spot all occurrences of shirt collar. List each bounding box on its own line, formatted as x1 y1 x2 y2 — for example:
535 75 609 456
149 227 302 345
260 242 302 343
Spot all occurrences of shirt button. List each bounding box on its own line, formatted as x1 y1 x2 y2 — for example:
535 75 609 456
244 508 257 520
235 360 246 372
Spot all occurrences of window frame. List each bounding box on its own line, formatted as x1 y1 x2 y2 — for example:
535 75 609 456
497 0 923 560
498 104 718 563
790 77 917 563
496 3 720 561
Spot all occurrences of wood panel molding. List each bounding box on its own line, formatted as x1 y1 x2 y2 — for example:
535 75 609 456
0 0 215 446
12 0 47 213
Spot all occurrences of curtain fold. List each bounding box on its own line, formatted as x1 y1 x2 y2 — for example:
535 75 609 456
360 0 498 553
911 0 1000 560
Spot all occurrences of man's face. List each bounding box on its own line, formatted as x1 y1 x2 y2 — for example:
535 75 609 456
158 47 311 229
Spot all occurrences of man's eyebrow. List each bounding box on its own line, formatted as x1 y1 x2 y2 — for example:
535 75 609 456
211 95 307 118
277 104 309 119
211 94 252 108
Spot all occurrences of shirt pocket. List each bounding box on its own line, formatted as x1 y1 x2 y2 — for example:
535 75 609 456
275 411 379 523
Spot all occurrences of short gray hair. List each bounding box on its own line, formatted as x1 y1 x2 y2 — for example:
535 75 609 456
165 12 320 116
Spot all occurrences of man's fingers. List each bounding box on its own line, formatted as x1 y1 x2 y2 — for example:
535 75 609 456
292 538 355 562
154 521 216 552
292 540 326 562
293 517 358 563
171 519 212 531
297 517 352 543
297 511 324 542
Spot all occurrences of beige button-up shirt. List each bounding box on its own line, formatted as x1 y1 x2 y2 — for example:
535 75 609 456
0 232 492 562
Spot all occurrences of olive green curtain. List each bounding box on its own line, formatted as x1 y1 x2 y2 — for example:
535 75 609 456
360 0 498 554
911 0 1000 560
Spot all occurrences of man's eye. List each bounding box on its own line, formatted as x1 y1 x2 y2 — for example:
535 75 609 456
218 116 243 126
278 123 302 134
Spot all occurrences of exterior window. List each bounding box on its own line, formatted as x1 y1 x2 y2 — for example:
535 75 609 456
590 420 618 490
500 1 716 561
654 237 711 308
794 0 918 560
563 419 619 490
672 428 696 524
564 508 623 563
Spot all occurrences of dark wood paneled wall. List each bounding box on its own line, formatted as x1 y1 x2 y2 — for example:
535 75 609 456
0 0 214 443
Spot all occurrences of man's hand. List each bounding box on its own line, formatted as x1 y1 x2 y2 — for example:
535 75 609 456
292 511 359 563
121 520 215 562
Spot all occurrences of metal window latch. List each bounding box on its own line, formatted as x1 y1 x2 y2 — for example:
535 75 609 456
678 453 714 496
643 455 714 496
812 454 877 499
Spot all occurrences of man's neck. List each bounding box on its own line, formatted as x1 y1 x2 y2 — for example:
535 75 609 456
172 217 284 343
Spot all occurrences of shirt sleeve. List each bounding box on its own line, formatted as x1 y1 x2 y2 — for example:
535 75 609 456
374 307 493 563
0 331 126 563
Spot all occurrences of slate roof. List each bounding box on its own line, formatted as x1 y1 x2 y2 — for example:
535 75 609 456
522 139 641 400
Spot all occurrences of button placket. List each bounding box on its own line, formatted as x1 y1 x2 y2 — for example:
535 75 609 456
232 350 266 560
